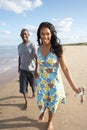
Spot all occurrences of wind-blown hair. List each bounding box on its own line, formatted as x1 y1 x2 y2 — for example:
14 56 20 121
37 22 63 57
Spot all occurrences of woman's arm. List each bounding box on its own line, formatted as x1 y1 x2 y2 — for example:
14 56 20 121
34 54 39 78
59 54 80 93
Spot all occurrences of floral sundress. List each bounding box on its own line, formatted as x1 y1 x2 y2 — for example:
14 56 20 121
37 48 66 113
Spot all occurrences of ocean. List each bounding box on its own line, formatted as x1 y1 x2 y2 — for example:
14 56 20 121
0 45 18 86
0 45 18 74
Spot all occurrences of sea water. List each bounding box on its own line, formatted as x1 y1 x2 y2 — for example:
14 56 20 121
0 45 18 74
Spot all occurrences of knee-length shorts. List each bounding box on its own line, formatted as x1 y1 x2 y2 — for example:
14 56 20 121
19 70 36 94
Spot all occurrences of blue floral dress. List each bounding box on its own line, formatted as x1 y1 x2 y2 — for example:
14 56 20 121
37 48 66 113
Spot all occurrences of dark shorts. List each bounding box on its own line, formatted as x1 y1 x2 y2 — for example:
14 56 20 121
19 70 36 94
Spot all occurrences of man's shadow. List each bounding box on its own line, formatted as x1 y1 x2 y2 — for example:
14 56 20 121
0 95 34 110
0 95 24 109
0 116 47 130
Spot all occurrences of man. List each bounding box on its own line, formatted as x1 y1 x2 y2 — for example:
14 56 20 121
18 28 37 110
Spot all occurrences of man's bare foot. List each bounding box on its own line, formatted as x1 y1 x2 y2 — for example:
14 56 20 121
32 93 36 98
22 103 27 110
47 121 54 130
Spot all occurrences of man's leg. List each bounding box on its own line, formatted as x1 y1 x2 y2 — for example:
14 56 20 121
20 70 28 109
23 93 28 110
29 71 36 97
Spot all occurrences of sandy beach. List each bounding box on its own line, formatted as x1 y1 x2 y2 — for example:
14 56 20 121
0 46 87 130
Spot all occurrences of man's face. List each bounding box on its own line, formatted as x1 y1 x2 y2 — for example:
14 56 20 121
21 30 30 43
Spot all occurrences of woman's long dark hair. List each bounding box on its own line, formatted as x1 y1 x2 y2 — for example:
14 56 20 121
37 22 63 58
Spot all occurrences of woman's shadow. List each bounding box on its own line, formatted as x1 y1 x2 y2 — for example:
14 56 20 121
0 96 47 130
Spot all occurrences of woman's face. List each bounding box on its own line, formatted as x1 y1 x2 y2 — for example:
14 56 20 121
40 27 52 45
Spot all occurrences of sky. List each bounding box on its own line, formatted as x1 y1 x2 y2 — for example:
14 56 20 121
0 0 87 46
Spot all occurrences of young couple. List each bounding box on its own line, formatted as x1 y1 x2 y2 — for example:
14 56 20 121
18 22 82 130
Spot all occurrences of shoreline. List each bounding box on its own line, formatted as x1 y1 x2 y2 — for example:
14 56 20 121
0 66 18 88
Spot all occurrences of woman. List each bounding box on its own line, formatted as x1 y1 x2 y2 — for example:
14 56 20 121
35 22 81 130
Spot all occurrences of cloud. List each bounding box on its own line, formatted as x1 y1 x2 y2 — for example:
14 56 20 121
72 34 87 43
26 24 37 33
0 22 7 26
51 18 87 43
0 30 11 35
52 18 73 33
58 18 73 32
60 34 87 44
20 24 37 36
0 0 43 14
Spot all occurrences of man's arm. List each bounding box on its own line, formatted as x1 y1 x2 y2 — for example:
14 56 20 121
18 56 21 73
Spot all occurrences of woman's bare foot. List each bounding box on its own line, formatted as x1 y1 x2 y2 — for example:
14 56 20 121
47 121 54 130
38 112 44 123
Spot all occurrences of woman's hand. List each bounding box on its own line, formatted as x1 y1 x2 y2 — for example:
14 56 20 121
73 87 82 93
34 71 39 78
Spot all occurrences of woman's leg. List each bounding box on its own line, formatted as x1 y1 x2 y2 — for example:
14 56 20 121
38 107 46 122
38 112 45 122
47 110 54 130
